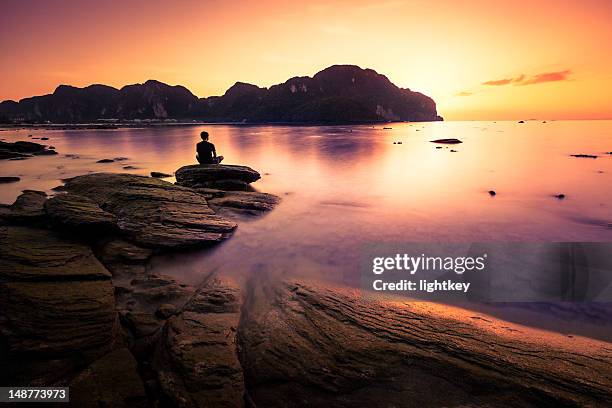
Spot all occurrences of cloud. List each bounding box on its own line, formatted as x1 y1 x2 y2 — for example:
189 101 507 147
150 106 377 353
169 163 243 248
482 75 524 86
482 71 571 86
520 70 572 85
455 91 473 96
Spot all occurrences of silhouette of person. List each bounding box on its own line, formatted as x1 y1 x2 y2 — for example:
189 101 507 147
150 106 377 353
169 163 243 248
196 131 223 164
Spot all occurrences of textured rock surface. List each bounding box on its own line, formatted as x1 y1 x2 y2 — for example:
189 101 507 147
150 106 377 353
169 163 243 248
70 348 148 408
238 277 612 407
62 173 237 249
154 277 244 408
0 190 47 224
45 193 117 234
0 226 117 385
175 164 260 190
208 191 280 218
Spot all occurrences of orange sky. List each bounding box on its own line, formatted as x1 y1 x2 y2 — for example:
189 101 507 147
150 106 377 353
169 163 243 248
1 0 611 120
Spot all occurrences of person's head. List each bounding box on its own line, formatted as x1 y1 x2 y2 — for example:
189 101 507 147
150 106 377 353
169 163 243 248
200 131 209 141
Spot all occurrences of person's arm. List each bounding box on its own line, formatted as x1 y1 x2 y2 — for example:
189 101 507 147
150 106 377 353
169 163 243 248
212 143 217 158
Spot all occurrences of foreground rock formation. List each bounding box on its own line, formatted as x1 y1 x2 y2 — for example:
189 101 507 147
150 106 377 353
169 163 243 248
0 140 57 160
1 163 611 407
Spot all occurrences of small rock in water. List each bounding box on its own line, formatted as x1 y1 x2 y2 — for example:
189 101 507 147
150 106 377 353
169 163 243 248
554 194 566 200
40 137 49 140
397 141 402 144
114 157 129 161
518 120 525 123
151 172 172 178
96 159 115 163
0 176 20 184
122 165 140 170
393 142 397 144
431 138 462 144
488 190 496 196
435 146 442 149
450 149 457 152
383 127 392 130
570 154 598 159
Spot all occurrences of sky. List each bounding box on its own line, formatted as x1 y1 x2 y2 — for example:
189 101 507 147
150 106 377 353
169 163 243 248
1 0 611 120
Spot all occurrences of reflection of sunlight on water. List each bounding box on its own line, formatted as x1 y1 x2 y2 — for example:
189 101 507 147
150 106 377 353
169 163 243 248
1 121 611 337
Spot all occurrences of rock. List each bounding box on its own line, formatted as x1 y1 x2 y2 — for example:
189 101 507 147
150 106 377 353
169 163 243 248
156 303 178 319
0 226 111 281
0 190 47 224
151 171 172 178
96 239 153 264
488 190 496 196
554 194 566 199
209 191 280 217
153 277 244 408
0 226 117 385
571 154 598 159
238 278 612 407
518 120 525 123
70 348 148 408
61 173 237 249
0 176 20 183
430 138 462 144
0 140 56 160
450 149 457 152
44 193 117 235
175 164 261 190
123 165 140 170
40 137 49 140
114 157 129 161
97 158 115 163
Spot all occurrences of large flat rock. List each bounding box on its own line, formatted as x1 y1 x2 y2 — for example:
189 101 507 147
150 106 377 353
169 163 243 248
45 193 117 235
0 190 47 224
0 226 111 280
238 277 612 407
0 226 117 385
61 173 237 249
175 164 261 190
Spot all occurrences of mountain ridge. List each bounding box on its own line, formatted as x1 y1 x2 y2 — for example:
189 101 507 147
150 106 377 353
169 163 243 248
0 65 442 123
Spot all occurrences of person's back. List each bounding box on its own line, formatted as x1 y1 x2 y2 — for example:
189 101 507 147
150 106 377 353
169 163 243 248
196 140 215 164
196 131 223 165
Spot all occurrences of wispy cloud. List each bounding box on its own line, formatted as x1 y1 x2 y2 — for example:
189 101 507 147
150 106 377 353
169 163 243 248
482 70 571 86
520 70 572 85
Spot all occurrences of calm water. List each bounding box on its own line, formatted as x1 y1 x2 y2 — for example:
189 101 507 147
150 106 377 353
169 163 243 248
2 121 611 337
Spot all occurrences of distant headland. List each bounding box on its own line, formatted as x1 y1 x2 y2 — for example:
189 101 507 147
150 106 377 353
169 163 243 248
0 65 442 124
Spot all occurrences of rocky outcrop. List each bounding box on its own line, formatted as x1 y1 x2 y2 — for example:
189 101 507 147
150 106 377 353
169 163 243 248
175 165 260 191
62 173 237 248
208 191 280 218
153 277 244 407
0 190 47 224
0 226 118 385
238 278 612 407
0 140 57 159
69 348 148 408
45 193 117 235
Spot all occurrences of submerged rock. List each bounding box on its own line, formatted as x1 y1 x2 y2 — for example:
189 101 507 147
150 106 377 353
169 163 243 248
0 176 20 183
175 164 261 190
430 138 462 144
571 154 598 159
0 140 57 160
96 158 115 163
150 171 172 178
488 190 496 196
208 191 280 218
61 173 236 249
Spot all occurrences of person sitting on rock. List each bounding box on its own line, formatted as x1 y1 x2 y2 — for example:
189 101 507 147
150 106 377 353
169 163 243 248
196 131 223 165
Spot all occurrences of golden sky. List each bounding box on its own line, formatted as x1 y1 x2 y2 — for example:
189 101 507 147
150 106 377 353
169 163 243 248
1 0 611 120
